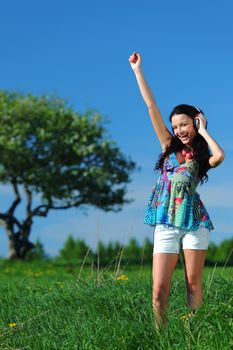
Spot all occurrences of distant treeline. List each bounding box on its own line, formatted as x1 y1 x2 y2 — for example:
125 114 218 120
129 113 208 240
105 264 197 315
26 235 233 267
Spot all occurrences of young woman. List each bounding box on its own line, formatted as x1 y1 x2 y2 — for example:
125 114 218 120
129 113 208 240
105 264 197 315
129 51 225 328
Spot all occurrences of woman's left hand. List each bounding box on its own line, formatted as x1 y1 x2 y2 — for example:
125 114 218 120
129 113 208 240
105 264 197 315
195 113 207 133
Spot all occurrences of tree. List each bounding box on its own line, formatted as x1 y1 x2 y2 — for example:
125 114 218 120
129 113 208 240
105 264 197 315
106 241 121 261
206 242 218 263
59 235 77 262
96 240 107 259
0 91 137 259
215 238 233 265
123 238 141 263
106 241 123 265
25 238 48 261
58 235 91 263
76 239 91 260
141 237 153 263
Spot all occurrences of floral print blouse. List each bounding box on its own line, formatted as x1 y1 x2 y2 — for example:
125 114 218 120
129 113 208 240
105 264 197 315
144 152 214 231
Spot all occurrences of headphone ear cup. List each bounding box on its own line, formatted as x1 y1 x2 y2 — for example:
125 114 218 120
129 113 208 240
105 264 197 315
194 118 199 131
194 117 208 131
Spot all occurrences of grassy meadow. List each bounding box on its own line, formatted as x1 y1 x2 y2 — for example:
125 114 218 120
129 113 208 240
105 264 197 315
0 258 232 350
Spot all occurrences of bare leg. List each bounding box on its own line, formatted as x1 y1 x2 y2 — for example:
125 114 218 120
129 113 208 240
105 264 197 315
183 249 207 310
152 253 179 328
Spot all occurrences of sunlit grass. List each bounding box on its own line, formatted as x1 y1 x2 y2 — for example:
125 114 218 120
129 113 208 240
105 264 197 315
0 258 232 349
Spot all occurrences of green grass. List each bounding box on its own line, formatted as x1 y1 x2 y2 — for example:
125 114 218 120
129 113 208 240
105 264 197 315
0 260 232 349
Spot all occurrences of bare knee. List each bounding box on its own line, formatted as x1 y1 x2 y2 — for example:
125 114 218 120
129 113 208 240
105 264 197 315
186 274 202 293
153 283 170 304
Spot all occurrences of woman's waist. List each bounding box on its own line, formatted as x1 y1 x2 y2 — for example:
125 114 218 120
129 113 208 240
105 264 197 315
157 178 199 193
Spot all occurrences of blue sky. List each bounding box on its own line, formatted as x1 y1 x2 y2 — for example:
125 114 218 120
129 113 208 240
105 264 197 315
0 0 232 257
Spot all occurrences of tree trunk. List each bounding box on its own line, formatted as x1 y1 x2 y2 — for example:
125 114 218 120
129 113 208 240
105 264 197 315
8 231 34 260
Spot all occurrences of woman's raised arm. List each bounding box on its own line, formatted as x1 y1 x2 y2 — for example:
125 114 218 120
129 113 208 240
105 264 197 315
129 52 172 150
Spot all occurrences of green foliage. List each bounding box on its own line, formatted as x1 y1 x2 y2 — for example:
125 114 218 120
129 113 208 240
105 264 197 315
123 238 141 263
206 241 218 262
142 237 153 260
12 231 232 267
57 234 154 266
216 238 233 264
58 235 92 263
206 238 233 265
25 238 48 261
105 241 119 261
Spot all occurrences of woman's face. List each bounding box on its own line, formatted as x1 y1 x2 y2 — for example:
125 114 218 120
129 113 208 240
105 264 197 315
171 114 197 147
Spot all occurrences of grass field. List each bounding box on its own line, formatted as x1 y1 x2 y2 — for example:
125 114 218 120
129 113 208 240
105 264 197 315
0 259 232 350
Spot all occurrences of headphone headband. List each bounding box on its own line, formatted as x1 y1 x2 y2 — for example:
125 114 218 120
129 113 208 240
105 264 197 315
195 106 201 113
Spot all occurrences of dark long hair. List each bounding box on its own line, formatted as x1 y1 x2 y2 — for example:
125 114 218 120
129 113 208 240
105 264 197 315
154 104 211 185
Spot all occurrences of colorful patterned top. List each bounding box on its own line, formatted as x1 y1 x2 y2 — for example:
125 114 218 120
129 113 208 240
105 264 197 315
144 152 214 231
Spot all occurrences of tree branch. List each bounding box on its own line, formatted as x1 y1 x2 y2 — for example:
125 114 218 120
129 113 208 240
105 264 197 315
24 184 32 217
31 198 83 217
0 213 7 227
0 206 22 231
7 181 21 215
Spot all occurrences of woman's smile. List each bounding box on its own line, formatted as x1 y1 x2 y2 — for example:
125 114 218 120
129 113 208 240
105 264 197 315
171 114 197 146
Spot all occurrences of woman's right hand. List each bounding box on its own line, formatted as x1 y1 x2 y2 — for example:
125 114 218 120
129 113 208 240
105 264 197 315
128 51 142 72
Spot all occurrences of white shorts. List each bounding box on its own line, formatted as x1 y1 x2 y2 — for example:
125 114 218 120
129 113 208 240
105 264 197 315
153 224 210 254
